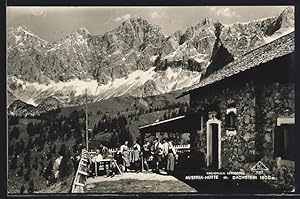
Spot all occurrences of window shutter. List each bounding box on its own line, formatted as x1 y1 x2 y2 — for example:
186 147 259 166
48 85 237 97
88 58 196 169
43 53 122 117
288 124 295 160
274 126 283 158
225 114 229 128
229 112 235 128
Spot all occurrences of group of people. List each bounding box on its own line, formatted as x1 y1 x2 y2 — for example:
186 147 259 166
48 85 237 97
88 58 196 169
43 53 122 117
89 144 116 177
117 137 178 174
89 137 178 177
116 140 142 173
143 138 178 174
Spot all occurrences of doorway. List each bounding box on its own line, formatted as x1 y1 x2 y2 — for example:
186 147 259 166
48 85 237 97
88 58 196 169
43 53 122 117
206 118 221 169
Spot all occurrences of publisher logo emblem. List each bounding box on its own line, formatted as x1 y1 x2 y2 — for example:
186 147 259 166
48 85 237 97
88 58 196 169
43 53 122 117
251 161 269 175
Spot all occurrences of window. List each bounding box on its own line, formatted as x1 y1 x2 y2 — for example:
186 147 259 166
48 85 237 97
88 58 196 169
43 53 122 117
225 108 236 131
274 118 295 161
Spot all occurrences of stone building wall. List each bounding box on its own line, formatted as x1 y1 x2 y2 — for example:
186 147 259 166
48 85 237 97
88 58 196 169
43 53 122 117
259 82 295 156
190 81 257 171
189 80 295 190
259 82 295 190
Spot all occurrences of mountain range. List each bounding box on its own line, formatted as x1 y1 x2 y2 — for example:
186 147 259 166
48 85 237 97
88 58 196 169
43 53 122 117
7 7 294 114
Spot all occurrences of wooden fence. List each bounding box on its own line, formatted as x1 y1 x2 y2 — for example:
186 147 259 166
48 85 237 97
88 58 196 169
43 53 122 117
88 144 190 163
91 144 190 154
89 144 190 157
71 149 89 193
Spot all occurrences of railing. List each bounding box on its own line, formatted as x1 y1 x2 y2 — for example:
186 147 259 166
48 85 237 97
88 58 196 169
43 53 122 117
89 144 190 155
174 144 190 153
90 144 190 154
71 149 89 193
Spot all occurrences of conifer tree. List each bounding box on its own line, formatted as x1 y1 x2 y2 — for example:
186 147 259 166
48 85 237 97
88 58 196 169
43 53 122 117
24 169 31 181
28 179 35 193
44 159 53 181
33 156 39 170
10 155 18 170
17 163 24 176
11 126 20 140
24 151 31 169
59 148 74 179
26 122 34 136
20 185 25 194
8 144 14 156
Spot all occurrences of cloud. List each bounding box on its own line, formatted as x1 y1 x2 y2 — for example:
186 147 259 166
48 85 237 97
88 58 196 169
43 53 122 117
31 7 45 16
114 13 131 22
151 12 161 19
210 7 240 18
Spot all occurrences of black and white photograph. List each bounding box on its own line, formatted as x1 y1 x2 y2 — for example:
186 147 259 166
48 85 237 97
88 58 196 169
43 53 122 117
6 5 295 194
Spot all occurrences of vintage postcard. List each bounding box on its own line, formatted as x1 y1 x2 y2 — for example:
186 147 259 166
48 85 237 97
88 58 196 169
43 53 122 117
7 5 295 194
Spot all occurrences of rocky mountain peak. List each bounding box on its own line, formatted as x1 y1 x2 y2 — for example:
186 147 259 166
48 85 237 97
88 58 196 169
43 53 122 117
278 6 294 28
201 17 214 26
264 7 294 36
15 26 34 34
129 16 147 23
280 6 294 16
7 25 49 52
76 26 90 35
9 25 43 40
7 8 294 109
119 17 148 28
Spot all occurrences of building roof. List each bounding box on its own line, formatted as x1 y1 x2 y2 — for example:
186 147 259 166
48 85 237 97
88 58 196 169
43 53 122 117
139 115 186 130
180 31 295 97
139 114 201 133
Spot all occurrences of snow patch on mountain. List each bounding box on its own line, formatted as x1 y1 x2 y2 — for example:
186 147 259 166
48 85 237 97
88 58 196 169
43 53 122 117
25 98 39 107
263 27 294 44
9 67 201 106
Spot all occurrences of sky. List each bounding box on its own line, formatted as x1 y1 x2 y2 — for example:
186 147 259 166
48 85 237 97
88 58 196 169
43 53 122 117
7 6 292 41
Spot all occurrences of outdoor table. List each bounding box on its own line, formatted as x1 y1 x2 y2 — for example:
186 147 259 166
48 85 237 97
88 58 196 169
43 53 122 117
94 159 122 176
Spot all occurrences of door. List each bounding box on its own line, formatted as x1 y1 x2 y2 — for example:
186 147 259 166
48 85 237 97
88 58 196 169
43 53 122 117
206 118 221 169
211 123 219 169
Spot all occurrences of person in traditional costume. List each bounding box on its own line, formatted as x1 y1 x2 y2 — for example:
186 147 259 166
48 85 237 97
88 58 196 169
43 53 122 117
152 138 163 173
132 140 141 172
162 138 169 170
166 138 178 175
142 140 151 171
120 141 130 172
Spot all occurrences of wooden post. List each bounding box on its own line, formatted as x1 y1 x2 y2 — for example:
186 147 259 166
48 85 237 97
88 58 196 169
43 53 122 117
85 88 89 152
95 161 97 176
114 160 122 174
140 132 144 172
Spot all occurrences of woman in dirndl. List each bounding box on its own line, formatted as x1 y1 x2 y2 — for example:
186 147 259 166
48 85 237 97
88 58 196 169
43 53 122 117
120 141 130 172
166 138 178 175
132 140 141 172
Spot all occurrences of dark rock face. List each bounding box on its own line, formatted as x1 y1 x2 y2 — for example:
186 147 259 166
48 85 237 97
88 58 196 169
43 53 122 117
202 43 234 79
265 7 294 36
202 22 234 79
7 91 17 107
